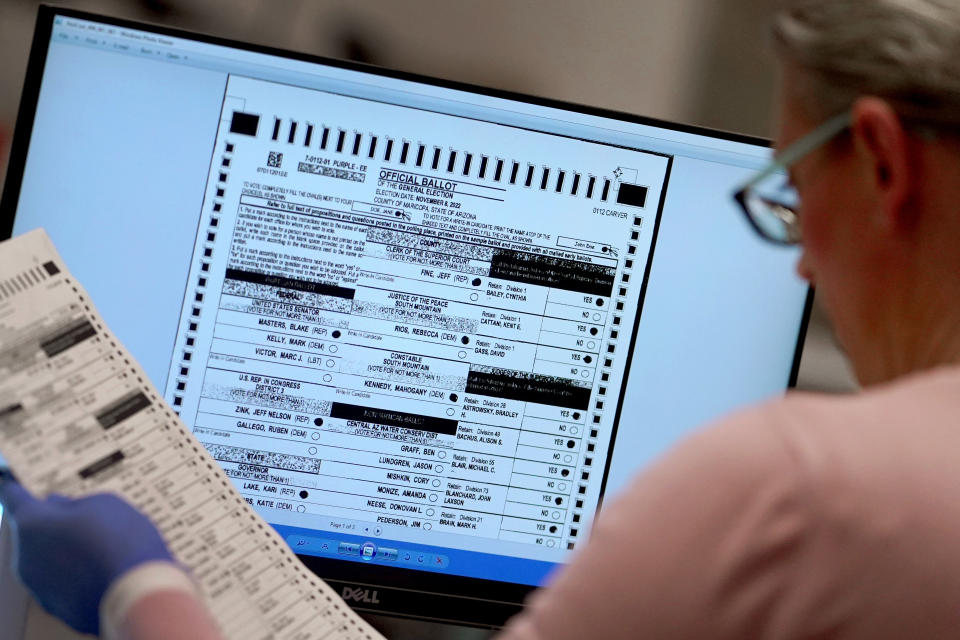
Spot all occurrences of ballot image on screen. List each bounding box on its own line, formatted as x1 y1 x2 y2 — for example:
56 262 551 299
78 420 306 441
166 75 670 560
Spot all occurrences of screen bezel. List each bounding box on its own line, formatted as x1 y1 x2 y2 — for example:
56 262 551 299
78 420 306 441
0 5 814 628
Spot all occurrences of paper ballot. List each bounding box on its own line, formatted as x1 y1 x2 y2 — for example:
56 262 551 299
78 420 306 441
0 229 383 640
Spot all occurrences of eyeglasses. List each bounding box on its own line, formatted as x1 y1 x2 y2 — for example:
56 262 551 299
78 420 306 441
733 111 852 245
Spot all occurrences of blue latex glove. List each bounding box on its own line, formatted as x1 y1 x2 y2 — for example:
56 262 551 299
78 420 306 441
0 470 173 636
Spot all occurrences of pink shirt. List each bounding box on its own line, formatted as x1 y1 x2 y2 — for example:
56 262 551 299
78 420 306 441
498 365 960 640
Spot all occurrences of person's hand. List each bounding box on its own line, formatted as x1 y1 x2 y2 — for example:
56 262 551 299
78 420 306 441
0 470 174 636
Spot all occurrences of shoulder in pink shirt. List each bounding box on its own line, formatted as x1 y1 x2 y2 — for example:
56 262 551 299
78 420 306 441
499 365 960 640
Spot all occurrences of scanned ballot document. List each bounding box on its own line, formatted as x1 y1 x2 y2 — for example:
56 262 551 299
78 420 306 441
164 75 668 556
0 229 384 640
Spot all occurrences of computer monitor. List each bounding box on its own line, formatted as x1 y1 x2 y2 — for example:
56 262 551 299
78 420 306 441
1 7 811 628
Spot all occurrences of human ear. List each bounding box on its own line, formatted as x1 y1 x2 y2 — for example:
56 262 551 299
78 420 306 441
850 97 913 232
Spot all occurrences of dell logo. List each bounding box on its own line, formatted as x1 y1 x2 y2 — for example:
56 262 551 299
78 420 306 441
342 586 381 604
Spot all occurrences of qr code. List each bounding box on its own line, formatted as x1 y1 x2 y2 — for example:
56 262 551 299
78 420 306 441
267 152 283 168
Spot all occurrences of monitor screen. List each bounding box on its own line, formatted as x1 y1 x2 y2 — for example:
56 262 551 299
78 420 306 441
1 7 810 627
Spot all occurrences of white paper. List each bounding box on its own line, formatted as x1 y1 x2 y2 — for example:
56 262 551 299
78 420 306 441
163 74 669 557
0 229 384 640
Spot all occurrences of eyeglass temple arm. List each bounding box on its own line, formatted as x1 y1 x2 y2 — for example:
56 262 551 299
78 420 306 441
737 112 853 191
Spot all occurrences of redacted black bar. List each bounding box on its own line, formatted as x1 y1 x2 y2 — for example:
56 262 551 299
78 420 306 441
0 403 23 421
95 391 152 430
78 450 125 479
330 403 458 436
40 319 97 357
616 183 648 207
225 268 355 299
465 369 591 410
488 251 615 297
229 111 260 136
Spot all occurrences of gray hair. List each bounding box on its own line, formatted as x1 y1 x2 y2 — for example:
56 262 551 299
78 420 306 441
772 0 960 126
